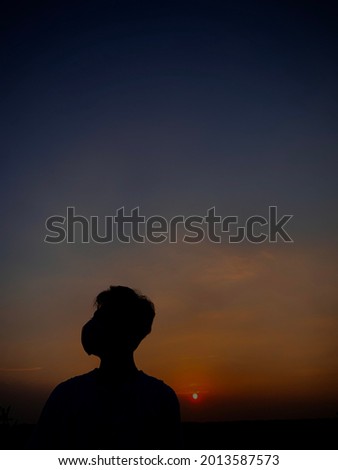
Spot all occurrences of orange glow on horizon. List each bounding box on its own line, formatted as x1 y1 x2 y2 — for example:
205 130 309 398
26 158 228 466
1 243 338 423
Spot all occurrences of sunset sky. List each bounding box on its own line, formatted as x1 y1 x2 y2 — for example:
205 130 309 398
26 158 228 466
1 1 338 423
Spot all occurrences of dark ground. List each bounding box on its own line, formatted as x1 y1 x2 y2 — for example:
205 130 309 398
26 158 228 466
181 419 337 449
1 419 337 449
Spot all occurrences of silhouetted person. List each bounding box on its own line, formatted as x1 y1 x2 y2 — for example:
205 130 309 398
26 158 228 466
31 286 181 449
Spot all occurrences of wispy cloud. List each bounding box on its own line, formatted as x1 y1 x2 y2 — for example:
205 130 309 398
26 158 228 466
0 367 43 372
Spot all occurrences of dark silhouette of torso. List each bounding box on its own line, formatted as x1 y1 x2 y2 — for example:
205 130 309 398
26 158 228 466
32 368 180 449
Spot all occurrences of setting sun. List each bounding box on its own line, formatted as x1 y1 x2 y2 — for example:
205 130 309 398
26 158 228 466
192 393 199 400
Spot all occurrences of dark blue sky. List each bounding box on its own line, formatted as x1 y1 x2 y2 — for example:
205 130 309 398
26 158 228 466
2 1 338 232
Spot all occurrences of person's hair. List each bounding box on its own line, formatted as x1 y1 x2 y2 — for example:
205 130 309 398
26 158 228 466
81 285 155 357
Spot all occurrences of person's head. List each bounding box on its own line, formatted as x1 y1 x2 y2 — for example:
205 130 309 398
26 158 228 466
81 285 155 359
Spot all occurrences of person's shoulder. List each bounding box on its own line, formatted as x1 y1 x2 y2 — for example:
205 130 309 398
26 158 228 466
138 372 180 419
51 369 98 396
138 371 178 399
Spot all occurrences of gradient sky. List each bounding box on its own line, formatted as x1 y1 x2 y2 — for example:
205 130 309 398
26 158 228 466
1 0 338 423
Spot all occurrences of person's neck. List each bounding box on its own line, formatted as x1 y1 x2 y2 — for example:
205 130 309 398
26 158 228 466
99 353 139 382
